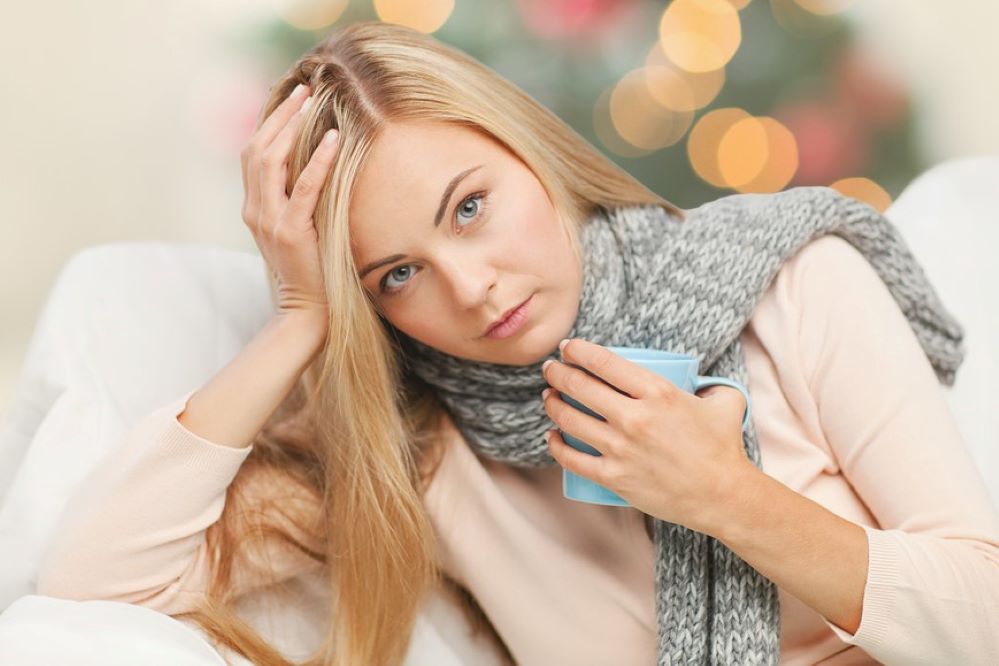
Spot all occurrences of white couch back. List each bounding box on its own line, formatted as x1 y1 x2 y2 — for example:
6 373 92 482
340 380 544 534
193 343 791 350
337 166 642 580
882 156 999 506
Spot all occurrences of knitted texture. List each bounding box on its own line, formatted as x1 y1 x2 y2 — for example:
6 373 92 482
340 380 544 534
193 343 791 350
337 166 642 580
391 185 965 664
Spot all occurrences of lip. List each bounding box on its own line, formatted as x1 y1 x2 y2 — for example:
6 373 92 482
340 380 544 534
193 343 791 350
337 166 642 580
482 294 533 339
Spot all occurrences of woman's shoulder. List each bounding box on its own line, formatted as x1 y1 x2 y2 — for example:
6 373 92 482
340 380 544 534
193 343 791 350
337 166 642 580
786 233 872 279
779 232 887 308
745 232 889 369
750 231 887 336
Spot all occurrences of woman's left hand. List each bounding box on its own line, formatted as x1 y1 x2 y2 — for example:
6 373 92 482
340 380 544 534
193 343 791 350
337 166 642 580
541 338 755 534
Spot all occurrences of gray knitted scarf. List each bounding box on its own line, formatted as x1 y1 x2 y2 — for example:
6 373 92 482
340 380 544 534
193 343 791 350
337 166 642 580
389 186 964 665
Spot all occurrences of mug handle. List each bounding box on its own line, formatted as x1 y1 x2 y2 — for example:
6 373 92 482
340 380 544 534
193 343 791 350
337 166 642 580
693 376 752 431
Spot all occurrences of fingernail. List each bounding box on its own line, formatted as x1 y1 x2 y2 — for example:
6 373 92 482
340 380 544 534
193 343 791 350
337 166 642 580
292 83 306 97
322 129 339 145
542 388 552 400
558 338 569 353
299 95 313 113
542 359 553 372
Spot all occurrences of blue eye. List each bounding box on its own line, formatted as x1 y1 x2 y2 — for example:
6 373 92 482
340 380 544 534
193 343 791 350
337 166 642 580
381 264 414 293
378 190 490 295
456 192 484 227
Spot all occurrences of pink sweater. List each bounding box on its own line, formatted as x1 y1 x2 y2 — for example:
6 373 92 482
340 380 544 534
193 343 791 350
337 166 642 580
36 235 999 665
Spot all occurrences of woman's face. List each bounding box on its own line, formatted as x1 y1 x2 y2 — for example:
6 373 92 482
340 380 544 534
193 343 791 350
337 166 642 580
349 120 583 366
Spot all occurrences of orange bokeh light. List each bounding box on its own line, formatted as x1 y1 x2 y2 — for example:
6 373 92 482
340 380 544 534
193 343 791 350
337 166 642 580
644 42 726 112
690 110 799 191
274 0 348 30
374 0 454 32
593 86 655 158
724 116 799 192
610 69 694 150
688 107 750 187
794 0 856 16
659 0 742 73
829 177 892 212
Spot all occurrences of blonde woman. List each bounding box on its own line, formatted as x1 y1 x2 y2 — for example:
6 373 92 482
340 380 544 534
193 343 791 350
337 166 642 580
36 20 999 666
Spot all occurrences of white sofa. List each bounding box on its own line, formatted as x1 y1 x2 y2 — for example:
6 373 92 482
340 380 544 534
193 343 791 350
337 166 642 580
0 156 996 664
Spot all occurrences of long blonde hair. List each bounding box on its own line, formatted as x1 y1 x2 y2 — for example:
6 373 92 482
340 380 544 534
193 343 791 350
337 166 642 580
173 19 684 666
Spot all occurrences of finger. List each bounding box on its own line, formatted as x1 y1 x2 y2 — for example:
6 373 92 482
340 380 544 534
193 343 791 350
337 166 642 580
542 387 621 456
283 129 340 228
546 429 608 485
260 98 311 222
240 145 248 198
542 358 632 428
245 84 311 232
697 385 748 426
559 339 680 401
254 83 311 152
241 144 255 230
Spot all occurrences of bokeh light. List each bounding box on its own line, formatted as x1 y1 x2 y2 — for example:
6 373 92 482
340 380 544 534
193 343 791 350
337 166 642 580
829 177 892 212
719 115 799 191
659 0 742 73
185 61 271 157
794 0 856 16
688 107 750 187
643 42 726 112
776 100 866 184
271 0 348 31
374 0 454 32
717 116 769 187
769 0 841 37
593 86 653 158
832 49 909 130
688 109 799 191
610 69 694 150
517 0 632 40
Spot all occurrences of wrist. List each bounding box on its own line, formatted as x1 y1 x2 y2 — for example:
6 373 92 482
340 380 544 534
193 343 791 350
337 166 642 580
699 462 765 540
272 309 328 352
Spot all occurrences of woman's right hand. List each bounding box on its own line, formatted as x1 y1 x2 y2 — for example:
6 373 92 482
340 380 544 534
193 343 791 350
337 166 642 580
240 83 340 331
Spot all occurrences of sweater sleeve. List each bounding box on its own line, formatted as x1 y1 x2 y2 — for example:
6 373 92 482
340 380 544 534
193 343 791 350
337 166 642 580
35 390 325 616
790 235 999 664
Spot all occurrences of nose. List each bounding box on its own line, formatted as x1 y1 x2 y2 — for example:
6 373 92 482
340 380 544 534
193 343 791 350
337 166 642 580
436 251 498 311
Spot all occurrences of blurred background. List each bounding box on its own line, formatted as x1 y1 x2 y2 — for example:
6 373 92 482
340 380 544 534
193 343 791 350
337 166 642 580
2 0 997 417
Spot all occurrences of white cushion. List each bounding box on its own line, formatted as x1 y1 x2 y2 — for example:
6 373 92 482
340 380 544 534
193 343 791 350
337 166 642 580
0 594 226 666
0 244 274 606
883 155 999 507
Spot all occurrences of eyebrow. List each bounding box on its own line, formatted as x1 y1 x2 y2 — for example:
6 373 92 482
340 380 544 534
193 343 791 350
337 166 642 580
358 164 484 281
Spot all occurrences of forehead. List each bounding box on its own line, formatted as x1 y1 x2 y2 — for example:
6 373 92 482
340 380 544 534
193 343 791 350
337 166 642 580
349 122 504 241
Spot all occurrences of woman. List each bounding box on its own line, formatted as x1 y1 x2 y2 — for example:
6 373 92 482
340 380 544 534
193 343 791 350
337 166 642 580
36 20 999 666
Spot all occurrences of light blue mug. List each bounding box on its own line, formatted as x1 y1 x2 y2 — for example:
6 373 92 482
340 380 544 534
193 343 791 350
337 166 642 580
556 346 752 507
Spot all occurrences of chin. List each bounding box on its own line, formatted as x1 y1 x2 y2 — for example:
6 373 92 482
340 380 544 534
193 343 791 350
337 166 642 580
495 330 557 367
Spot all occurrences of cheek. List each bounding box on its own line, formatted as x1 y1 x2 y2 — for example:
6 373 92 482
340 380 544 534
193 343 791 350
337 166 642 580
500 200 566 267
387 305 448 347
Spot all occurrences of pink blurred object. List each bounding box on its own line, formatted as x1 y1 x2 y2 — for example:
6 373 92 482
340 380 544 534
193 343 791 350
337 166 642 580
516 0 633 40
185 61 271 157
778 100 869 184
833 48 910 130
